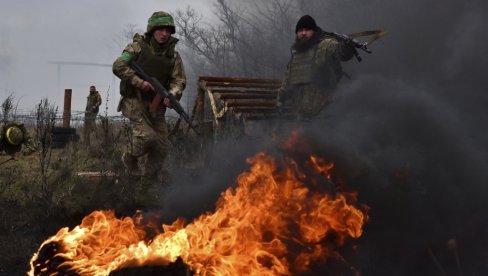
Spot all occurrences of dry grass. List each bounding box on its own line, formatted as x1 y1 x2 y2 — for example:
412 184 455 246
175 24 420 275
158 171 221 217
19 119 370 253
0 115 205 274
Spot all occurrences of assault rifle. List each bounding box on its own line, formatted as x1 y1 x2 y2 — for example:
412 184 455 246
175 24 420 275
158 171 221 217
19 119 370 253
129 61 200 135
325 30 386 62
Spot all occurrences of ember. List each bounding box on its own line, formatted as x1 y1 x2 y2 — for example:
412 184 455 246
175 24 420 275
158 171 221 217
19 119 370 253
29 152 367 275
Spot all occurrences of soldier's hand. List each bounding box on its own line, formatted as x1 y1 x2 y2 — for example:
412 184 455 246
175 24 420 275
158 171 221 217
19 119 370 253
163 97 172 108
141 81 154 92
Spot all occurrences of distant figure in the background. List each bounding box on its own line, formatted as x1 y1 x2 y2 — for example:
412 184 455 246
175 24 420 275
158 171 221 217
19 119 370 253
84 85 102 146
277 15 355 119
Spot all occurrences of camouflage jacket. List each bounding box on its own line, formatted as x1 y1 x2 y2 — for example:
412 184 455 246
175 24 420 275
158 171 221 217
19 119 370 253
279 28 354 100
277 28 355 117
86 91 102 113
112 33 186 99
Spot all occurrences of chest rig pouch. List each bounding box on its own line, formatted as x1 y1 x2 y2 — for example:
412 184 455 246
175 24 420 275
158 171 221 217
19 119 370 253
120 39 175 100
287 46 317 85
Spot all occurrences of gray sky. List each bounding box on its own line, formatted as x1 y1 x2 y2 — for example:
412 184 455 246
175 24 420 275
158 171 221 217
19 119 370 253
0 0 212 115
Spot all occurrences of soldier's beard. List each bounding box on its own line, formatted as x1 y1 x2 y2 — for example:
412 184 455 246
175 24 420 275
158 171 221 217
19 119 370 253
294 37 315 52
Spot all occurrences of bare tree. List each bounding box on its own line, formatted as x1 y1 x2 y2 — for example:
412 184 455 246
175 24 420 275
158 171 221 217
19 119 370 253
111 24 145 52
235 0 297 76
175 4 237 76
175 0 299 78
33 98 57 200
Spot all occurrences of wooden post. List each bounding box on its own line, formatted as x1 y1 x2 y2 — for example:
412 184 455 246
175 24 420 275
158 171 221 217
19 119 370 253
63 89 72 128
196 82 206 126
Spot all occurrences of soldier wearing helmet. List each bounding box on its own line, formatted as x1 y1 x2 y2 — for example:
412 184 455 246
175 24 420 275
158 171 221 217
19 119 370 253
0 122 34 155
277 15 355 119
84 85 102 146
112 11 186 202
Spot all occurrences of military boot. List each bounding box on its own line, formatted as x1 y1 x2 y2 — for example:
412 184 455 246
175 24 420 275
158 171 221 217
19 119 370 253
134 173 162 210
120 175 143 208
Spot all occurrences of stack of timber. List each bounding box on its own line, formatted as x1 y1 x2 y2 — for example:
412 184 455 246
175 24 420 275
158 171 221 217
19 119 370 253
191 76 287 128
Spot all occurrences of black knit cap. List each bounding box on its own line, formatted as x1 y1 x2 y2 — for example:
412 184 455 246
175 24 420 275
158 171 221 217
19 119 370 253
295 15 318 33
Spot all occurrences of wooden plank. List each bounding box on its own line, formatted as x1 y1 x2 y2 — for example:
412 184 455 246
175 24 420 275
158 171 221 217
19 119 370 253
219 93 277 99
225 100 276 107
232 107 278 113
211 88 278 94
192 76 287 125
76 171 117 178
205 82 281 89
198 76 281 84
243 113 296 120
193 86 205 126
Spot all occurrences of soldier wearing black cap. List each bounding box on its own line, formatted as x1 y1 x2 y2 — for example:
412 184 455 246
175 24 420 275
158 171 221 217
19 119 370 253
277 15 355 119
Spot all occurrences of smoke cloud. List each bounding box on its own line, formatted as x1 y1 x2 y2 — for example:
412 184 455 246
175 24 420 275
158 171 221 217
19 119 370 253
159 0 488 274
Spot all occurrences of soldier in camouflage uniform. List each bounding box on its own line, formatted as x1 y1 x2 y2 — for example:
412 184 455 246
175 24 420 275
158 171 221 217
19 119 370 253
277 15 355 119
84 85 102 146
112 11 186 192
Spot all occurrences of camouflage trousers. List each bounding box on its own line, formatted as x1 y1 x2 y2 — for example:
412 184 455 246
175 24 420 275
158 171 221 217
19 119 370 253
286 85 336 119
119 97 170 179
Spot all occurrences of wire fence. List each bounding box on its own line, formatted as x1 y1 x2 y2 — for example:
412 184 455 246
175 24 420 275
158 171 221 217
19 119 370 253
5 109 183 128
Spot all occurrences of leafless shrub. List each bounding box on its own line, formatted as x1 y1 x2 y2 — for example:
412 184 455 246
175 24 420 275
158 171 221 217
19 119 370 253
98 87 113 151
86 87 128 176
33 98 58 201
1 93 19 123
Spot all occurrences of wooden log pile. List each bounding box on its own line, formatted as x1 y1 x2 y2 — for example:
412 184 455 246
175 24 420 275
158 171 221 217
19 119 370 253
191 76 289 125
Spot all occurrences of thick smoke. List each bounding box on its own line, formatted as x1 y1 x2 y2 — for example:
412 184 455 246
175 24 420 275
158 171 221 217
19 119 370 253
159 0 488 274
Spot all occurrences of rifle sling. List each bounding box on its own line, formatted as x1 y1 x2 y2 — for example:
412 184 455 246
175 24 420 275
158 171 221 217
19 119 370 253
347 30 387 45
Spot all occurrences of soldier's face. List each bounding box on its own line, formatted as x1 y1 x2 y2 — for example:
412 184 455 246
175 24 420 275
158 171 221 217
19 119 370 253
296 28 314 40
153 28 171 44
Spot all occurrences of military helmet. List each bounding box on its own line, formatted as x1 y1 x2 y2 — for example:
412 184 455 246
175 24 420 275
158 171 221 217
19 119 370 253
4 124 24 146
147 11 175 34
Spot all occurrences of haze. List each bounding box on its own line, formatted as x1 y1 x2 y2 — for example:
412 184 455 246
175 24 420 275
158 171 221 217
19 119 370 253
0 0 212 115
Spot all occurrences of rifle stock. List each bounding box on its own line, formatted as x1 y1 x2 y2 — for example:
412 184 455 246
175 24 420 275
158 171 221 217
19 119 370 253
129 61 200 135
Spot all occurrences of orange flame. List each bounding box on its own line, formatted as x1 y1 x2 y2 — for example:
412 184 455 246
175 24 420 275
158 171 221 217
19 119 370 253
29 152 367 275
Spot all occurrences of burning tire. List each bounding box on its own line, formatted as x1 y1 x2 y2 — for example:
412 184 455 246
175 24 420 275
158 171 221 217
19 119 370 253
31 241 193 276
51 127 78 148
29 152 368 275
52 127 76 135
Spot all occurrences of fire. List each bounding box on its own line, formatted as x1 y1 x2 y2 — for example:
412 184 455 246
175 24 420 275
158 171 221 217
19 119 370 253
29 152 367 275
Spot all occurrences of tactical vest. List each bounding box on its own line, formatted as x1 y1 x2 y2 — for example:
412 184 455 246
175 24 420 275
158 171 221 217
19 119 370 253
287 46 317 85
86 92 101 113
120 39 175 99
288 37 342 87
